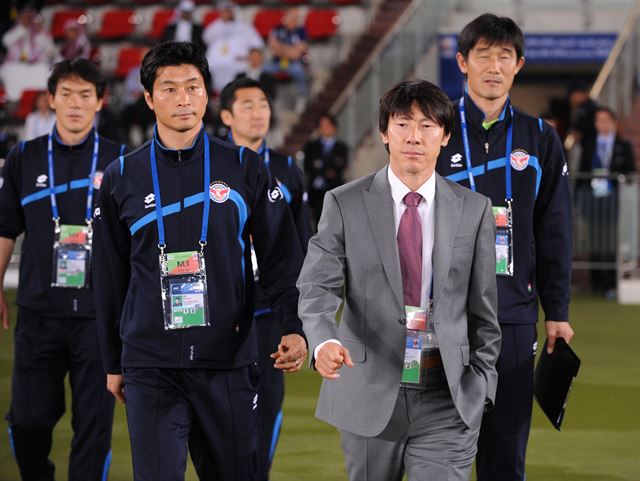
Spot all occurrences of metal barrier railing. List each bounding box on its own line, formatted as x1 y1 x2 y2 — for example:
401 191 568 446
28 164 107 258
331 0 450 150
565 0 640 151
570 173 640 282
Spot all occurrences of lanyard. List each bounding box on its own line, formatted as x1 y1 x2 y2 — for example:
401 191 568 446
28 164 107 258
257 141 270 167
459 97 514 202
228 132 270 167
47 129 99 226
150 132 211 254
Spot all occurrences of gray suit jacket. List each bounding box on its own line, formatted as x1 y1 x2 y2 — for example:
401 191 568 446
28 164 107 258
297 167 500 437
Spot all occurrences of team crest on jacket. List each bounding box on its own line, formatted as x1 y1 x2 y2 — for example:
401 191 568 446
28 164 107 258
93 171 103 189
210 181 230 203
510 149 530 171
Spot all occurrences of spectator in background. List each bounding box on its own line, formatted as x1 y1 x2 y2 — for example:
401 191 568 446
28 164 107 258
58 18 91 61
581 107 636 296
303 113 349 226
569 84 600 171
162 0 205 50
22 90 54 140
120 47 155 146
264 7 308 111
2 5 54 64
202 0 263 94
236 47 276 100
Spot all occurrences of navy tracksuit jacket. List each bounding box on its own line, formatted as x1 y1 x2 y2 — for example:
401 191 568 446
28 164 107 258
92 128 305 374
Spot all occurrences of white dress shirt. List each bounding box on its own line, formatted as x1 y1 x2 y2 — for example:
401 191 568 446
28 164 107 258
313 166 437 360
596 133 615 169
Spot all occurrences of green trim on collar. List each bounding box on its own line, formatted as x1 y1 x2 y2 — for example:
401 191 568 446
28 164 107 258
482 118 500 130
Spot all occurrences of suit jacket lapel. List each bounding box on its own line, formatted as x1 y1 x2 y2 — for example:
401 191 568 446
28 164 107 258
432 175 463 309
363 167 404 309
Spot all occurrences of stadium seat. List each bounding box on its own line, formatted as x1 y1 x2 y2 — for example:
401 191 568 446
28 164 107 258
97 9 139 40
147 9 175 40
253 9 284 39
202 10 221 28
114 47 145 79
51 9 86 41
328 0 361 4
280 0 310 4
14 90 45 121
305 9 340 40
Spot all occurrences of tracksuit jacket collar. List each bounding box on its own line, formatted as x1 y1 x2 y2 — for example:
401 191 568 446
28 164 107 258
52 125 95 152
463 92 512 131
152 124 205 166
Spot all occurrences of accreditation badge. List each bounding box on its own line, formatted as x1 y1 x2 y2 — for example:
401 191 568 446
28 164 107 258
401 303 439 389
493 206 514 276
51 224 92 289
159 251 210 330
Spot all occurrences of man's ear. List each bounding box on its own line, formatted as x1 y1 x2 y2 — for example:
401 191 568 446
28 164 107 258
456 52 468 75
219 109 233 128
144 90 154 111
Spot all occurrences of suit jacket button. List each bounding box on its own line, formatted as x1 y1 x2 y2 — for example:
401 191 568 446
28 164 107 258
398 318 406 325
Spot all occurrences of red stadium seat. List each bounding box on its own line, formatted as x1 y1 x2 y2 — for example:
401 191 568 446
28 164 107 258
253 9 284 39
305 9 340 40
147 9 175 40
15 90 45 121
97 9 138 40
280 0 309 4
51 9 86 41
202 10 221 27
114 47 145 79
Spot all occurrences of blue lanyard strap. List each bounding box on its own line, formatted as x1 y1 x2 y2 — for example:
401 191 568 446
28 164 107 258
150 133 211 252
458 97 477 192
229 133 270 167
258 141 270 167
504 109 513 202
47 129 99 224
458 97 514 202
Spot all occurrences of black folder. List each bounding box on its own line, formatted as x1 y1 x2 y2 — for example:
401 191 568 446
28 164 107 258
533 337 581 430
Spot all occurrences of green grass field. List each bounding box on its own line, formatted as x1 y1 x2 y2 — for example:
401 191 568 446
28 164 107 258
1 292 639 481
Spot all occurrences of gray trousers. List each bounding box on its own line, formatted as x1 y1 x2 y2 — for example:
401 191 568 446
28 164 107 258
340 368 479 481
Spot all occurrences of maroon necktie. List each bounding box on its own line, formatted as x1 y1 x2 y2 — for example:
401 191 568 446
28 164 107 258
398 192 423 306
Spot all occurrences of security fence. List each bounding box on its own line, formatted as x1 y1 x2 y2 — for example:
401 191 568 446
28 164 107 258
571 173 640 294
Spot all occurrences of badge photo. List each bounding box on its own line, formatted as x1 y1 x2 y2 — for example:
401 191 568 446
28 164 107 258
210 182 230 203
92 171 104 189
510 149 530 171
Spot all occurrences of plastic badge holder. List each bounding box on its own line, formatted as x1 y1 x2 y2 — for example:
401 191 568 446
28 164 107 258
401 304 439 389
160 251 210 330
51 224 92 289
493 205 514 276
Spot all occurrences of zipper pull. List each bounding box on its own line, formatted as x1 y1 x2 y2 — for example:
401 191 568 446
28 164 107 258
484 142 489 154
177 150 182 162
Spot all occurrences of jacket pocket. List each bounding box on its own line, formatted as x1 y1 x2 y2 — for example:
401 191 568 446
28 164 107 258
341 338 366 363
460 344 470 366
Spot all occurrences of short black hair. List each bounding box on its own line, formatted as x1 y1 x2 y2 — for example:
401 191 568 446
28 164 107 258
219 76 270 112
140 41 211 96
458 13 524 60
596 106 618 121
379 80 454 136
318 112 337 128
47 58 106 98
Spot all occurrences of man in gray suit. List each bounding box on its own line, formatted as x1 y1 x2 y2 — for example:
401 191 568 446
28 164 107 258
297 80 501 481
